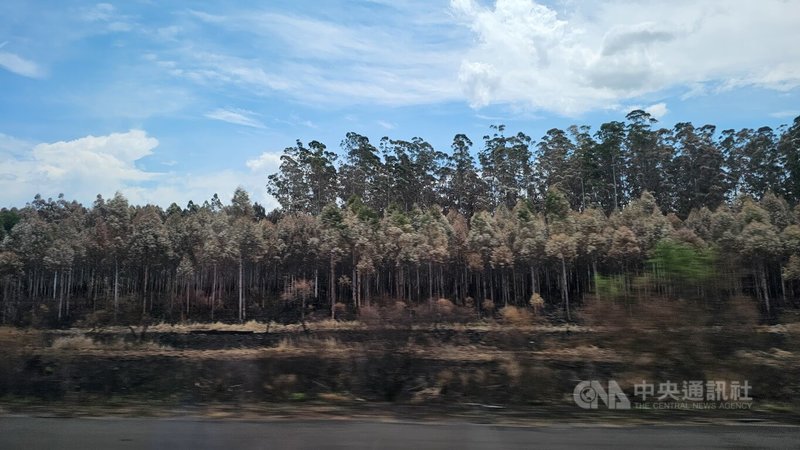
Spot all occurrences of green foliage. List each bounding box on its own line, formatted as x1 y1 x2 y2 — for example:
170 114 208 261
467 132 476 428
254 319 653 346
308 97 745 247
647 239 716 284
0 209 20 235
593 274 626 299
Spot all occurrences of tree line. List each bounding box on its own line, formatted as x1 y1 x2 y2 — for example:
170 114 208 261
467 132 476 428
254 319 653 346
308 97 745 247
1 111 799 325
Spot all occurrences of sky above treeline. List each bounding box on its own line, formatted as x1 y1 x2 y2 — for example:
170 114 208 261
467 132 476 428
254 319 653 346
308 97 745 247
1 0 798 209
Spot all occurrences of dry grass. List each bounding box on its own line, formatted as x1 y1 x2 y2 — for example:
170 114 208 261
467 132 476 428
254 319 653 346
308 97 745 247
316 392 354 403
735 348 797 367
531 345 621 362
50 335 170 351
130 320 365 334
50 335 97 350
273 336 352 354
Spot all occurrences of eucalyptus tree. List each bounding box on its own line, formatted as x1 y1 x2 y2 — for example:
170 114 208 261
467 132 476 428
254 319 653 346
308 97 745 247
199 209 236 319
568 125 599 210
778 116 800 203
380 137 446 210
276 213 321 304
416 207 451 302
441 134 487 217
544 188 578 319
512 200 547 297
6 215 51 305
741 127 783 199
574 207 609 287
445 209 470 303
100 192 132 320
614 191 670 257
468 210 498 303
129 205 172 316
669 123 727 216
479 125 533 209
228 188 266 322
320 204 347 317
625 110 674 208
534 128 576 205
736 198 783 314
0 250 23 323
339 133 385 211
267 140 338 215
594 121 627 212
490 205 516 305
380 207 413 302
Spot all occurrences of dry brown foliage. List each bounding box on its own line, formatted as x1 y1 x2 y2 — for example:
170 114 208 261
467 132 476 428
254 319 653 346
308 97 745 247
499 306 532 326
435 298 455 315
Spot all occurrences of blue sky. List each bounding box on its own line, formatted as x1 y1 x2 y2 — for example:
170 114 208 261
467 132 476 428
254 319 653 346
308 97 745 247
1 0 799 209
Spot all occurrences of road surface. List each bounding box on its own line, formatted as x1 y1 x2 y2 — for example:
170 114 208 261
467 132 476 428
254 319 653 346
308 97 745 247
0 417 798 449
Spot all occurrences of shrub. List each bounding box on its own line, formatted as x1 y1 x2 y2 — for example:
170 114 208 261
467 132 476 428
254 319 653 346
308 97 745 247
500 306 532 326
358 306 381 326
529 293 544 315
435 298 455 315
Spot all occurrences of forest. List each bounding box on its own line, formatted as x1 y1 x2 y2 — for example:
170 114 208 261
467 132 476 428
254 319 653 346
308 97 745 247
1 110 799 326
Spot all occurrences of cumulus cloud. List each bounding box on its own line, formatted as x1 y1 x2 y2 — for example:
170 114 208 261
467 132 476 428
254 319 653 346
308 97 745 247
245 151 282 172
451 0 800 115
205 108 267 129
0 130 158 203
644 102 668 119
124 151 281 209
0 130 280 210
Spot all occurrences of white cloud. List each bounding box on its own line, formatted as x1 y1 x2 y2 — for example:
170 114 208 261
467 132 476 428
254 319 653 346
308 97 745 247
0 130 280 210
0 50 44 78
122 169 278 211
245 152 282 172
0 130 158 203
644 102 668 119
205 108 267 129
125 152 281 209
451 0 800 115
80 3 134 32
0 133 34 156
158 6 464 107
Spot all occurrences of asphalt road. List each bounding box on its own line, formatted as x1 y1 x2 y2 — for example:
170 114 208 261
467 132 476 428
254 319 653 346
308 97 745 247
1 417 798 449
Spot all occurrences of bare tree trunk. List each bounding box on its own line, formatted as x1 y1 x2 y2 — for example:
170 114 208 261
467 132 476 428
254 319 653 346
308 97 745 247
238 256 244 323
66 270 72 318
142 265 149 316
58 271 64 322
330 258 336 319
2 277 7 324
761 263 770 316
54 272 61 321
211 264 217 321
185 278 190 318
562 257 571 321
114 257 119 322
428 262 433 302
